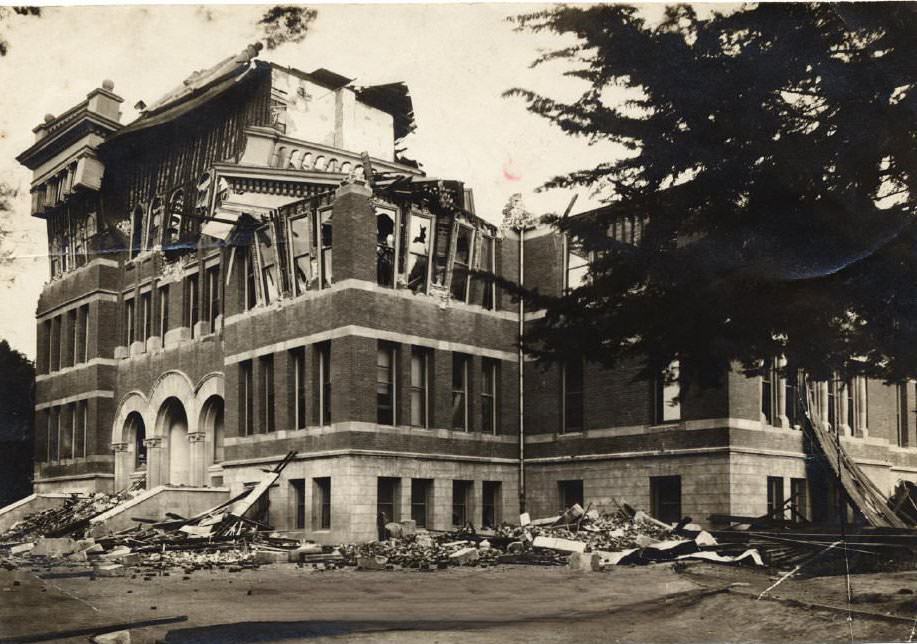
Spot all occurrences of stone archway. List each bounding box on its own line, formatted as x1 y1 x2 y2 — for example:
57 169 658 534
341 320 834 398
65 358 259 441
200 395 225 467
158 397 190 485
111 391 150 490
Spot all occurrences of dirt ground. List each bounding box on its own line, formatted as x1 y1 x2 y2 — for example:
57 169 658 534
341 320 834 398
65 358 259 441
1 560 915 643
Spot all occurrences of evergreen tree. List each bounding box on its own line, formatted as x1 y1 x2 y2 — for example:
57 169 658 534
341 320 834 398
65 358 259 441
506 3 917 383
0 340 34 504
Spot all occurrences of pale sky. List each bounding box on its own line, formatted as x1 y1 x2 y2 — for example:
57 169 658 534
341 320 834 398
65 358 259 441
0 3 640 359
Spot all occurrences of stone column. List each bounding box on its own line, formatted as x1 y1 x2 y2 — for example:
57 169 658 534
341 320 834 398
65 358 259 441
837 381 850 436
112 442 130 490
144 436 164 487
188 431 207 487
472 479 484 531
817 382 829 430
775 357 788 428
857 377 869 437
399 477 412 526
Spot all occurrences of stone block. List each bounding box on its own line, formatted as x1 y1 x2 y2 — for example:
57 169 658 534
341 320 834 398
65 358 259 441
448 547 479 565
91 630 131 644
357 555 388 570
254 550 290 565
568 552 600 572
31 537 78 557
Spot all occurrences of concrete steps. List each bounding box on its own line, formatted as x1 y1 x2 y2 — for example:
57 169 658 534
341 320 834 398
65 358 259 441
89 486 230 535
0 492 87 534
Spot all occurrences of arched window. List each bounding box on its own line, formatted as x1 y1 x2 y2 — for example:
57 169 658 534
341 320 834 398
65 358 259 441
326 158 339 173
164 190 184 247
314 156 326 171
288 149 302 169
300 152 313 170
146 197 163 250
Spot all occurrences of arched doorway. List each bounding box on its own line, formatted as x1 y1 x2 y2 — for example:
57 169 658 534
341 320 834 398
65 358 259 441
201 396 225 465
158 397 190 485
126 411 147 472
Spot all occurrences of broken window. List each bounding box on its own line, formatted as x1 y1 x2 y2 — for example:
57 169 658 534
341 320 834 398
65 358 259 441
376 343 396 426
482 481 501 528
481 358 497 434
313 477 331 530
766 476 785 520
184 273 199 336
319 208 333 288
204 265 221 334
655 360 681 423
452 480 473 527
259 354 275 433
411 478 432 528
377 207 397 288
650 476 681 524
406 214 432 293
140 291 152 343
565 236 590 291
165 189 184 247
255 224 280 304
124 297 135 346
451 353 469 431
242 247 257 311
410 347 429 428
287 213 313 295
316 341 331 426
477 234 496 310
146 197 163 250
158 285 169 339
450 224 474 302
558 479 584 512
563 359 584 433
194 173 212 234
291 347 307 430
239 360 253 436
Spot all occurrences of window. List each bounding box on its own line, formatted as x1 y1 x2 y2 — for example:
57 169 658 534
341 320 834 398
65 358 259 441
255 225 279 304
158 285 169 339
243 247 257 310
129 204 145 258
316 342 331 425
62 403 74 460
290 347 306 430
211 405 224 464
481 359 498 434
376 343 396 426
313 477 331 530
897 383 909 447
204 265 221 334
259 354 275 433
650 476 681 525
565 236 589 291
827 379 838 430
145 197 163 250
655 360 681 423
377 207 397 287
68 309 77 367
48 408 59 463
184 274 199 334
164 190 183 247
140 291 152 343
563 360 584 433
79 305 89 363
558 479 584 512
406 214 432 293
451 353 469 431
79 401 88 459
133 414 146 468
790 478 808 523
410 347 429 428
319 208 333 288
124 298 135 346
377 477 400 525
239 360 253 436
482 481 501 528
411 479 432 528
477 235 496 310
450 224 474 302
766 476 785 520
290 479 306 529
452 480 473 527
846 378 855 430
287 214 313 295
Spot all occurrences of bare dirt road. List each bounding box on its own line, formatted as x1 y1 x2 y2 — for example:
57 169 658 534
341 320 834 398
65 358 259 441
1 562 914 643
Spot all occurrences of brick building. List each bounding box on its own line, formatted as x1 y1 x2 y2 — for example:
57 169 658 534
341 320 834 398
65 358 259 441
15 45 917 541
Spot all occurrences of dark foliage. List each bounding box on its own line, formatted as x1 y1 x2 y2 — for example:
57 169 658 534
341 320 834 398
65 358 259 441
0 340 34 503
506 3 917 384
258 5 317 50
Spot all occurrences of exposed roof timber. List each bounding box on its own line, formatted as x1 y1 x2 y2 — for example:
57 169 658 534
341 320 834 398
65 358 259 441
355 82 416 142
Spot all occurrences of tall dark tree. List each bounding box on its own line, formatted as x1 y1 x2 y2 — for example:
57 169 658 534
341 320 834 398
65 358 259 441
0 340 35 505
506 3 917 384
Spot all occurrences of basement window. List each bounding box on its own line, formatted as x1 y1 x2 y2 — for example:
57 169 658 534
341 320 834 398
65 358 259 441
482 481 501 528
411 478 433 528
790 478 808 523
766 476 785 520
290 479 306 529
452 480 473 527
558 479 584 512
377 477 400 525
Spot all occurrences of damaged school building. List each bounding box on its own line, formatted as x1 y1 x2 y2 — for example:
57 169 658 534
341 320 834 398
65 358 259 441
10 44 917 543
